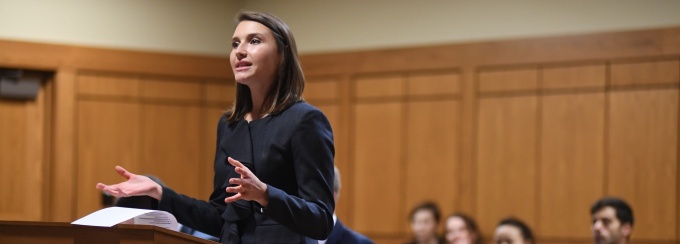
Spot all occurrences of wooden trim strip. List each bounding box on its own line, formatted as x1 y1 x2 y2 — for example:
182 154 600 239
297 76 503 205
0 39 231 79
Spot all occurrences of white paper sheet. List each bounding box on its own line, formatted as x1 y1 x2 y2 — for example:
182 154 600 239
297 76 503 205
71 206 178 230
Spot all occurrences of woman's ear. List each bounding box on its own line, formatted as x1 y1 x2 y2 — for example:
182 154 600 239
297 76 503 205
621 223 633 237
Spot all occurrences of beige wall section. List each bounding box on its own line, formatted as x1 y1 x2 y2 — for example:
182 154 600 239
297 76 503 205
2 0 680 55
246 0 680 54
0 0 244 56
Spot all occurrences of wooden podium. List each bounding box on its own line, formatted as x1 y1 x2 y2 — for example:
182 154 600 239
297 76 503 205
0 221 216 244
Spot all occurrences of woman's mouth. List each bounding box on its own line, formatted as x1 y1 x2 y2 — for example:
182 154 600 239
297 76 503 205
235 61 252 71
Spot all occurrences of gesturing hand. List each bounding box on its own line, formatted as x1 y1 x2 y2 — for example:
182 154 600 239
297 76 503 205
96 166 163 200
225 157 269 207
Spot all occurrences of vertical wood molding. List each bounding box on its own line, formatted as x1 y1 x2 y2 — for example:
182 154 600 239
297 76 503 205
41 78 54 221
337 74 353 226
677 78 680 242
50 68 77 221
459 66 477 214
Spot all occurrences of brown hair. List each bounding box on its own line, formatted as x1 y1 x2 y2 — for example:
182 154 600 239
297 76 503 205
409 201 442 223
227 11 305 122
446 212 483 244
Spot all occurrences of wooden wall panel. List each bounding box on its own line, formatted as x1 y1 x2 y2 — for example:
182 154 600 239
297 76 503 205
0 87 45 221
406 72 461 96
478 68 539 93
75 100 140 218
141 79 202 101
539 93 605 238
607 89 678 240
352 102 403 234
77 74 139 97
476 96 538 233
204 82 234 104
610 59 680 87
305 78 339 100
404 100 460 227
354 76 404 99
140 104 203 199
542 64 606 90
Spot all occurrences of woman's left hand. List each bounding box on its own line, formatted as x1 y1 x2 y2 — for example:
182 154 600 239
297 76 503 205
225 157 269 207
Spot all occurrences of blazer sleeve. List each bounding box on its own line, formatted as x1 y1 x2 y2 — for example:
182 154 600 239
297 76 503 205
157 114 228 237
261 109 336 240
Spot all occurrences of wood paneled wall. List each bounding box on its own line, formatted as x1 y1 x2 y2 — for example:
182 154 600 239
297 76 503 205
0 77 49 221
300 27 680 244
0 39 233 222
73 73 233 218
1 26 680 244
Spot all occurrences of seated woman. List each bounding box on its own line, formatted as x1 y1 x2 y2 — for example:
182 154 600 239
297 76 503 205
493 217 534 244
444 213 482 244
407 201 443 244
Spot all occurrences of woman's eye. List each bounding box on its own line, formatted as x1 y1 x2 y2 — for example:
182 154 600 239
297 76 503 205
250 38 261 44
231 41 240 48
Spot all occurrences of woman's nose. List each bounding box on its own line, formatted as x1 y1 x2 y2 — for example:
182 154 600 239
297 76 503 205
235 49 247 59
233 44 247 59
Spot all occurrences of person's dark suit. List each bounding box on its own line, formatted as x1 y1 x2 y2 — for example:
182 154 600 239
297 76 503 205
325 220 373 244
158 102 336 244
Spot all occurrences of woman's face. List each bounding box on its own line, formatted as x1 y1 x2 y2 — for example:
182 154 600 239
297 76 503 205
230 20 281 89
445 216 474 244
411 210 438 242
494 225 527 244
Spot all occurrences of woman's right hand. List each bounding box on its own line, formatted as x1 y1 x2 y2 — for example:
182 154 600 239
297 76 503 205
96 166 163 200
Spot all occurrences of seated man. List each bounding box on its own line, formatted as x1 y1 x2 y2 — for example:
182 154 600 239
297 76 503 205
591 197 634 244
319 166 373 244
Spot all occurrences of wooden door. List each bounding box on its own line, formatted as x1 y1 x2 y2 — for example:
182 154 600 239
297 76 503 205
0 73 49 221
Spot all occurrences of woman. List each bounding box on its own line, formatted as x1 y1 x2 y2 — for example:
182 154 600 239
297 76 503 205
444 213 482 244
97 11 335 244
407 201 443 244
493 217 534 244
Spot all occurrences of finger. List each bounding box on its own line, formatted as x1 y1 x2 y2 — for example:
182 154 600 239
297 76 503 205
225 193 242 203
229 178 246 186
227 157 244 168
100 186 123 197
233 167 253 178
114 166 134 179
228 157 254 179
96 183 107 190
226 186 243 194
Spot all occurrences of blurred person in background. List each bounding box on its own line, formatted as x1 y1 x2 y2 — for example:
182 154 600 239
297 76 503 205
407 201 443 244
318 166 373 244
591 197 634 244
493 217 534 244
444 213 482 244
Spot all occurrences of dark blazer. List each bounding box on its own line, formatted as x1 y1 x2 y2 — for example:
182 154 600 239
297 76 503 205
159 102 336 244
326 220 373 244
